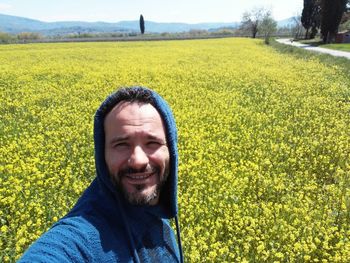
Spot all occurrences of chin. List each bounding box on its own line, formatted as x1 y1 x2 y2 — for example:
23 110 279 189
127 184 160 205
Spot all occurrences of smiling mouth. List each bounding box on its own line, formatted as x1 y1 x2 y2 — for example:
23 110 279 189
125 172 154 181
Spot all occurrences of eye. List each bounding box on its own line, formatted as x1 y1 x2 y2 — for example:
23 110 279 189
113 142 129 149
147 141 160 146
146 141 163 148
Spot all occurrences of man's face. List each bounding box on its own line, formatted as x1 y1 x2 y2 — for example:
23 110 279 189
104 101 170 205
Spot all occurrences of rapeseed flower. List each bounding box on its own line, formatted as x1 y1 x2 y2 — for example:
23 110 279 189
1 38 349 262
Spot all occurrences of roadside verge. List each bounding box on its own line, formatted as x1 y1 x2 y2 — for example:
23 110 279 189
276 38 350 60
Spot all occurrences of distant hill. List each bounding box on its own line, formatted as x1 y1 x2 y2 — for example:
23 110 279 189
0 13 241 35
277 17 296 28
0 13 295 36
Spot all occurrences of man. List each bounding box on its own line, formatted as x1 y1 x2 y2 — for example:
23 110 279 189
19 87 184 263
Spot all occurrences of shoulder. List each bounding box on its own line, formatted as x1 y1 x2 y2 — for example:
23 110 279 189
19 214 132 263
18 217 99 263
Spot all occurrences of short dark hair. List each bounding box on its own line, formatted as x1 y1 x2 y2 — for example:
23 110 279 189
99 86 154 119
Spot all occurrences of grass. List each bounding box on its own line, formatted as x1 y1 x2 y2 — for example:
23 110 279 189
298 37 323 46
321 43 350 52
270 38 350 77
298 37 350 51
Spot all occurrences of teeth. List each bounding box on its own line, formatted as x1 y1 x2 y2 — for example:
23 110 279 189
126 173 152 180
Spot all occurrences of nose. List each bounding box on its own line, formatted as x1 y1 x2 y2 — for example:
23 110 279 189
128 145 149 170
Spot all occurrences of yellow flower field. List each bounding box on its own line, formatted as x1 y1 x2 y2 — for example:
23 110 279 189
0 38 349 262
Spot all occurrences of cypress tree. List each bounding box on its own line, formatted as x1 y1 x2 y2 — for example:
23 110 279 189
301 0 313 38
139 14 145 35
301 0 321 39
321 0 347 42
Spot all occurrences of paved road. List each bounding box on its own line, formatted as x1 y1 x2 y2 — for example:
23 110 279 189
276 38 350 60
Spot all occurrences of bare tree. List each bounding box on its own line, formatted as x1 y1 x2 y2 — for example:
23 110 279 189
291 15 304 39
240 7 269 38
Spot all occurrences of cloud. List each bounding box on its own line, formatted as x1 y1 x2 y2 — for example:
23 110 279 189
0 3 12 11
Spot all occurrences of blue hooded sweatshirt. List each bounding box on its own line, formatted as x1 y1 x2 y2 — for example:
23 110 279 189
19 87 183 263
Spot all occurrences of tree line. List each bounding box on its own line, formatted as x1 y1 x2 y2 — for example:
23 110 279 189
301 0 350 42
2 5 349 44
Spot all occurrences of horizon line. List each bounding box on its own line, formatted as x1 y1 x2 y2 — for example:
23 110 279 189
0 12 295 25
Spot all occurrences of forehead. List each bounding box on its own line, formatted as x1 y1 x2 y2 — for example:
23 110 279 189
104 101 165 132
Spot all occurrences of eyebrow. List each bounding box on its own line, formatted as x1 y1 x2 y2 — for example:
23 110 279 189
108 135 129 145
147 134 167 144
108 134 167 145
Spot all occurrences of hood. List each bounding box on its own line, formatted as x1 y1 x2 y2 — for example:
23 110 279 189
93 86 178 219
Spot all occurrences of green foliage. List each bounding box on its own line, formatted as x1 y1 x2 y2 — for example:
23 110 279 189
301 0 322 39
240 8 266 38
17 32 42 40
321 0 348 42
240 7 277 41
139 14 145 35
339 13 350 31
321 43 350 51
67 33 96 38
0 32 16 44
259 14 277 44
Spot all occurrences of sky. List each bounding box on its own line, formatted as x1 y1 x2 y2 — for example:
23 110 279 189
0 0 303 23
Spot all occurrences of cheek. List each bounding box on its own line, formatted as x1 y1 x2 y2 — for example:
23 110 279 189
150 148 170 169
105 150 128 174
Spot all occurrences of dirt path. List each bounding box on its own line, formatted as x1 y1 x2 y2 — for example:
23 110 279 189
276 38 350 60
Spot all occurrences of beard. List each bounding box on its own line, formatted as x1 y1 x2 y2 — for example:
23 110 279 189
111 164 169 206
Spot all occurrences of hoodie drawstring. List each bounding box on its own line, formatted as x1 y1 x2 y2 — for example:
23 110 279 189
175 215 184 263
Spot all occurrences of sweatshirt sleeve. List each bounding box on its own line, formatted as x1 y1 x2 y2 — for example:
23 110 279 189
18 219 95 263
